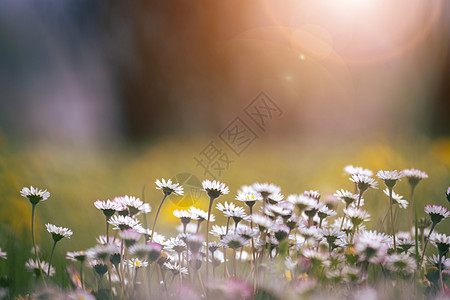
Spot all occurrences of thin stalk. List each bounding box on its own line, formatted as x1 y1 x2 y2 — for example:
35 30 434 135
80 262 85 289
232 249 237 278
408 186 416 231
178 253 183 285
106 220 110 244
31 204 47 287
151 194 167 242
205 196 214 280
356 191 363 209
388 188 396 250
439 254 444 290
419 223 436 268
223 217 230 278
48 240 57 275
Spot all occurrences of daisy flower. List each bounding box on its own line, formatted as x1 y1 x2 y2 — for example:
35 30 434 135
119 229 141 247
344 165 373 177
354 232 389 264
250 214 274 231
128 258 149 269
343 207 370 227
383 188 408 208
303 190 321 201
86 244 117 261
447 187 450 203
202 180 229 199
25 259 55 277
424 205 450 225
349 174 378 193
221 234 248 249
217 201 246 217
129 243 162 261
251 182 281 198
94 199 124 218
164 262 188 276
108 215 141 231
173 209 196 225
20 186 50 205
383 253 416 276
287 194 317 213
96 235 121 246
89 260 108 276
46 224 73 242
320 228 345 248
428 254 450 270
165 237 187 254
235 190 262 208
66 251 87 262
186 234 204 254
334 190 358 208
270 223 290 242
430 233 450 256
0 248 7 260
155 178 184 196
189 206 215 223
210 225 228 238
115 195 145 216
377 170 403 189
401 168 428 187
317 206 337 220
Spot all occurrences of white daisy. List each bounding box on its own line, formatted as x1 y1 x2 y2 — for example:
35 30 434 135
401 168 428 187
66 251 87 262
164 261 188 276
129 243 161 261
334 189 358 208
0 248 7 260
317 206 337 219
287 194 317 212
25 258 55 277
251 214 274 231
189 207 215 223
235 191 263 207
94 199 124 217
343 207 370 226
377 170 403 189
430 233 450 255
210 225 228 238
354 231 389 264
119 229 141 247
383 253 416 276
221 234 248 249
46 224 73 242
115 195 146 216
165 237 187 254
303 190 321 201
251 182 281 198
383 188 408 209
424 205 450 225
155 178 184 196
349 174 378 193
108 215 141 231
202 180 229 199
20 186 50 205
173 209 197 225
128 258 149 268
344 165 373 177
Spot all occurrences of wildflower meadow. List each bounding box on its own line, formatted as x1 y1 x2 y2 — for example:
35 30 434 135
1 165 449 299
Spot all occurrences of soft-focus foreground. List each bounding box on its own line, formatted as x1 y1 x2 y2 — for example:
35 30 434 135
1 143 450 299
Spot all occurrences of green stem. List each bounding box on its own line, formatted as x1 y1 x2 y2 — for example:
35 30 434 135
80 262 85 289
439 254 444 290
419 223 436 269
31 204 47 287
48 240 57 275
389 188 396 251
205 197 214 280
151 194 167 242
